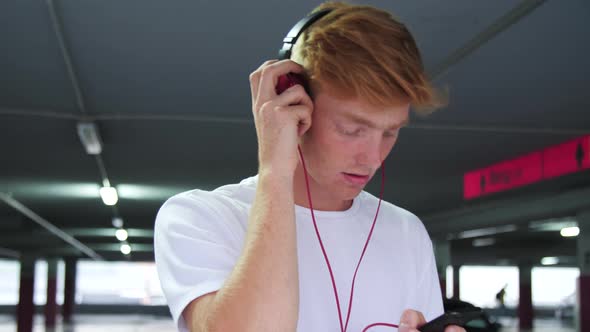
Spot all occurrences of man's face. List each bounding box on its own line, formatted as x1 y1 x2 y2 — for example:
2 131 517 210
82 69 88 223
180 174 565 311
299 87 410 201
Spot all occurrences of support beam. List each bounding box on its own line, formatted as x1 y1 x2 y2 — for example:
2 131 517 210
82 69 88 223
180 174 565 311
0 193 102 260
518 265 533 329
577 210 590 332
0 247 20 259
62 258 77 324
3 107 587 135
429 0 547 80
44 259 58 329
17 256 35 332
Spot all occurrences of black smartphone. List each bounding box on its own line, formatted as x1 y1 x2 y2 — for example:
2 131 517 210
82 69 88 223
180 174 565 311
419 309 483 332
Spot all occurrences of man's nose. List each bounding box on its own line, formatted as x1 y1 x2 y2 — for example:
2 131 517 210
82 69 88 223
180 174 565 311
357 138 383 170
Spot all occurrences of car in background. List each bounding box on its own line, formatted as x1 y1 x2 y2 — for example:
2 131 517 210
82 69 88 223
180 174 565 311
443 298 501 332
555 292 575 320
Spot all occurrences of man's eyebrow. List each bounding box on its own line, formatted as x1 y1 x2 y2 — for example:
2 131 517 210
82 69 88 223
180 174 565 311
340 111 410 130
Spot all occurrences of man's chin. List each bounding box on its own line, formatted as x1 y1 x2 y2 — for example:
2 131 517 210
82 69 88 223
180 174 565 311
340 185 364 200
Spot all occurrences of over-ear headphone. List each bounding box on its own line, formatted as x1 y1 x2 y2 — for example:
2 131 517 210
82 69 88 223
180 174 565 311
275 9 332 95
278 9 332 60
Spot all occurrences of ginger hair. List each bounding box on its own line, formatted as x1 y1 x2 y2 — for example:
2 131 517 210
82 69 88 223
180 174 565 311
291 1 447 114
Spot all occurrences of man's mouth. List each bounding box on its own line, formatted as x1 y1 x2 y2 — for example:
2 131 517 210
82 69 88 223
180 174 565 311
342 172 370 186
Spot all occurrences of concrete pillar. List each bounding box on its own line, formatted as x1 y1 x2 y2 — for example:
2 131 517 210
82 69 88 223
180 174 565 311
577 210 590 332
518 264 533 330
62 258 77 324
434 240 451 299
17 256 35 332
44 259 58 328
452 265 461 300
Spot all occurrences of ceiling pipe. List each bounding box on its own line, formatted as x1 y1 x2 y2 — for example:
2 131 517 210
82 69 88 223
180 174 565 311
0 193 103 261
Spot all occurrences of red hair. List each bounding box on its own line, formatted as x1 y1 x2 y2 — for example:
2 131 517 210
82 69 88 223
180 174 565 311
292 1 447 114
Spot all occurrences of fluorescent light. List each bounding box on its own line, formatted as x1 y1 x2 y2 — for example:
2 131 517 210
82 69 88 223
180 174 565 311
458 225 517 239
117 184 188 200
77 122 103 155
115 229 128 241
112 217 123 228
0 181 101 199
530 218 577 232
120 244 131 255
541 257 559 265
472 238 496 247
560 226 580 237
100 187 118 206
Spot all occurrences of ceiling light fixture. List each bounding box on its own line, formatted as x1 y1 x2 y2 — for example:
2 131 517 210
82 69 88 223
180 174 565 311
112 217 124 228
120 243 131 255
541 257 559 265
560 226 580 237
115 229 128 241
472 238 496 247
77 122 103 155
100 186 118 206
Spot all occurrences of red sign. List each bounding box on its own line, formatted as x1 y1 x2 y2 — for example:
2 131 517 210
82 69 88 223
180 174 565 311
464 135 590 200
543 135 590 179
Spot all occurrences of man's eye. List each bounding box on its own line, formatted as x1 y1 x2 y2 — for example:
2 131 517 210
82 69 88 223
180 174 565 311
384 130 399 138
343 128 361 136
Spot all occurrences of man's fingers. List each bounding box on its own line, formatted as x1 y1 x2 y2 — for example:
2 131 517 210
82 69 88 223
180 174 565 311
273 84 313 110
257 60 305 102
398 326 419 332
250 59 279 106
443 325 466 332
399 309 426 331
288 106 313 137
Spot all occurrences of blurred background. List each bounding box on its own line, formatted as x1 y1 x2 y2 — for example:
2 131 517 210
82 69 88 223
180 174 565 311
0 0 589 331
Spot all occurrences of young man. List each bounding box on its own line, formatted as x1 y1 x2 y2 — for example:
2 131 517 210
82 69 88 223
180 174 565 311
155 2 464 332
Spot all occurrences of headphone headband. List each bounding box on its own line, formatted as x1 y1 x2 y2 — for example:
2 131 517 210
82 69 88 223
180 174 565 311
278 9 332 60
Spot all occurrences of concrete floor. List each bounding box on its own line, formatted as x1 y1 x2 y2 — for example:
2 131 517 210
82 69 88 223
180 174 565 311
495 317 575 332
0 315 176 332
0 315 577 332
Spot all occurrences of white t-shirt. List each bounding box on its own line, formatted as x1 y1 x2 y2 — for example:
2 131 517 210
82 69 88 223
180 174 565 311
155 175 443 332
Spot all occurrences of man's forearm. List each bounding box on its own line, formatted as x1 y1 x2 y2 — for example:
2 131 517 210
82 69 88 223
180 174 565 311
204 171 299 331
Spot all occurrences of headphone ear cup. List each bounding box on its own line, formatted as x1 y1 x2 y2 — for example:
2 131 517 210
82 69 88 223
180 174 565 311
275 73 309 95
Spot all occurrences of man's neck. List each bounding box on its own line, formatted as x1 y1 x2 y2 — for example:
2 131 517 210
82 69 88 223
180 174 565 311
292 164 353 212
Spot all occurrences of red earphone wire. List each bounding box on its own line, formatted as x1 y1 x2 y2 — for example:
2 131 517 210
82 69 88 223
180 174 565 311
343 159 385 332
297 145 346 332
297 146 398 332
362 323 399 332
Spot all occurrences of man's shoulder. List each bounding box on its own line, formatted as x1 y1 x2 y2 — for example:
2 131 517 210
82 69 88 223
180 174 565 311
359 191 428 236
360 191 421 222
211 175 258 202
163 175 257 209
155 175 258 228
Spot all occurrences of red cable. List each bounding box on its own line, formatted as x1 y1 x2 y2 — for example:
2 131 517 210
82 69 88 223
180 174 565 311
362 323 399 332
344 160 384 332
297 146 398 332
298 145 345 332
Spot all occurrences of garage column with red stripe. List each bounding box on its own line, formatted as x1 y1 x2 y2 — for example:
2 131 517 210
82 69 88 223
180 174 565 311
452 265 461 300
17 256 35 332
577 210 590 332
44 258 58 328
518 264 533 330
62 258 77 324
